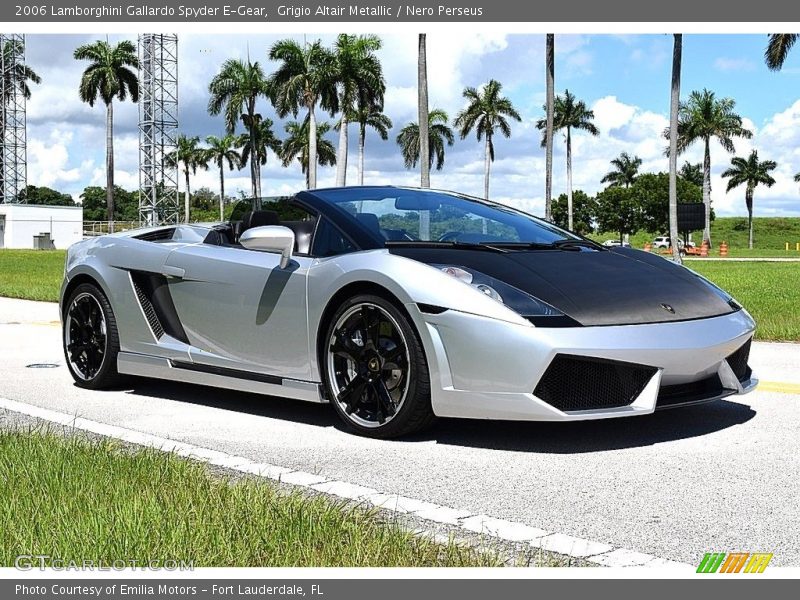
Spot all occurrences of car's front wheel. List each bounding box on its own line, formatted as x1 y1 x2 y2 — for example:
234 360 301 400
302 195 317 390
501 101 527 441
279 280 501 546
322 294 435 438
63 282 123 389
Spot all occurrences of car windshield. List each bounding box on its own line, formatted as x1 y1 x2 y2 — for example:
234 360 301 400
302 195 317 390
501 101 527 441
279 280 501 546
311 187 580 246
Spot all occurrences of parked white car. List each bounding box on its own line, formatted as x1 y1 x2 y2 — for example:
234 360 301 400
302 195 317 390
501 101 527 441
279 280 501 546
653 236 682 249
602 239 631 248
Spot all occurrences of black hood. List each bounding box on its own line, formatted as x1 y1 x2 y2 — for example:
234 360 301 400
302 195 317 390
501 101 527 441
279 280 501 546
389 246 736 326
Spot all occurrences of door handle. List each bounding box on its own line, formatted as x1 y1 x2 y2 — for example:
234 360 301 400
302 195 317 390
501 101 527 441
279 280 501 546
161 265 185 279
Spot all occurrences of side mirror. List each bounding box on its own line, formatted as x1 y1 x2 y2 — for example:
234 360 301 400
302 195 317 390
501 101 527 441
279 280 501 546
239 225 295 269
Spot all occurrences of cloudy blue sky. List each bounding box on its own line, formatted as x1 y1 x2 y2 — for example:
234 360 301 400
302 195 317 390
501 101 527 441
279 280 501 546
23 33 800 216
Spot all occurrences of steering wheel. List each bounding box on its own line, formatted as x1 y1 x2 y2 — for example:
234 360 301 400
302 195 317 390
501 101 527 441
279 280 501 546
438 231 461 242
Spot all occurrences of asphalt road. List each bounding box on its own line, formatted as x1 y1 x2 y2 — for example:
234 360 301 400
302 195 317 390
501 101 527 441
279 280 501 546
1 297 798 566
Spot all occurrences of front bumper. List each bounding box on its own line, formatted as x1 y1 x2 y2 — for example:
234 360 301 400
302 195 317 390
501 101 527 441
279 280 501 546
412 306 756 421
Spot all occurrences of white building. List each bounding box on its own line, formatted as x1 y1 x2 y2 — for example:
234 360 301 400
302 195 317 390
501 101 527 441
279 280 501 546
0 204 84 249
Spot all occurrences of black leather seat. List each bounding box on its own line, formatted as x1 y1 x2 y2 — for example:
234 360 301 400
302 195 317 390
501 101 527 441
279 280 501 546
235 210 280 241
282 219 317 254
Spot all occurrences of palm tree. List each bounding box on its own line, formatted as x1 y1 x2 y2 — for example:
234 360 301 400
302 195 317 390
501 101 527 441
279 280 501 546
279 118 337 188
679 161 704 187
74 39 138 225
665 88 752 247
418 34 430 189
348 104 392 185
721 150 777 249
668 34 683 264
535 89 599 231
208 58 271 198
333 34 384 186
2 39 41 103
396 108 454 173
794 172 800 184
1 39 41 203
269 39 338 190
238 113 281 198
601 152 642 188
204 134 241 221
544 33 555 221
167 135 208 223
454 79 521 200
765 34 797 70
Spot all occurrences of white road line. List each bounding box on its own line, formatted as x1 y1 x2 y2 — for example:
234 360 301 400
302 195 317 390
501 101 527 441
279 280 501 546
0 396 690 569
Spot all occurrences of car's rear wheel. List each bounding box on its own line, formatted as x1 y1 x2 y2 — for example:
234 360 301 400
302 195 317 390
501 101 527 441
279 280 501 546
322 294 435 438
63 282 123 389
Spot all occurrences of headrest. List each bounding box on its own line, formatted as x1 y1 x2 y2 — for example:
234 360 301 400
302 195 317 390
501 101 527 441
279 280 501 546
355 212 381 233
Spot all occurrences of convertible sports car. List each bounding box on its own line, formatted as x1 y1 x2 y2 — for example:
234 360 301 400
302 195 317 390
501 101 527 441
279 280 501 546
60 186 757 438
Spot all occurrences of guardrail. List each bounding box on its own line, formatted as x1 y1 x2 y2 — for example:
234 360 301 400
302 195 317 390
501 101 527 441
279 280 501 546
82 221 141 236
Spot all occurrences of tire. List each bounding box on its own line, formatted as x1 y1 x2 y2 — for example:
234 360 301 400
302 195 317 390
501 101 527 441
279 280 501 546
321 293 436 439
62 282 124 389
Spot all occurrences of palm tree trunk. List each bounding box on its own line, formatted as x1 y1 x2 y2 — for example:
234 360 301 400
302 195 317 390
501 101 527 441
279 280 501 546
418 33 430 240
308 102 318 189
545 33 555 222
219 163 225 222
184 168 190 224
106 102 115 231
358 122 366 186
703 138 712 247
668 34 682 264
566 126 573 231
484 135 491 200
335 113 349 186
482 135 491 234
248 100 260 199
746 187 754 249
418 34 430 189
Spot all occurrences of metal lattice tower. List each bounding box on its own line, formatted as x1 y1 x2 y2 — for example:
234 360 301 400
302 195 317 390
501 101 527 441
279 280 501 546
138 34 179 225
0 34 27 204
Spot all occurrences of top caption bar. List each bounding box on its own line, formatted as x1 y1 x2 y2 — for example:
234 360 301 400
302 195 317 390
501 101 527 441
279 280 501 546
3 1 799 22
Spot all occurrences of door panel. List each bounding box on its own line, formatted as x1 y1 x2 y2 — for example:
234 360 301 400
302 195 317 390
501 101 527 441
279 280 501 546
163 244 313 381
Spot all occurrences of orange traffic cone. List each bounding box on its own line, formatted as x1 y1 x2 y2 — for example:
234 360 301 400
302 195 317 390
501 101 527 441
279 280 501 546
719 241 729 257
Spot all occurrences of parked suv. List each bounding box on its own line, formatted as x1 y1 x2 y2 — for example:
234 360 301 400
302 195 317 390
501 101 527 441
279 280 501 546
652 236 683 249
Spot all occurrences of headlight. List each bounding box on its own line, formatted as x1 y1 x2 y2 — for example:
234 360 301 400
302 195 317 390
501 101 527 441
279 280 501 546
436 264 564 318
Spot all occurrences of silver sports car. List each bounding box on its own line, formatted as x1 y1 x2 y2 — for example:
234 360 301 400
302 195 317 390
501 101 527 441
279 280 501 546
60 186 757 438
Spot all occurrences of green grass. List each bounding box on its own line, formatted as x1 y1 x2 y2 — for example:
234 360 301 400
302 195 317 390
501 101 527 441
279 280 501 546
0 249 65 302
592 216 800 257
0 429 502 567
688 261 800 342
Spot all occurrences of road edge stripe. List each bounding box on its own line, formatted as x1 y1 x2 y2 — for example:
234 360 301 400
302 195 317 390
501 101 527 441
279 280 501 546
0 396 690 569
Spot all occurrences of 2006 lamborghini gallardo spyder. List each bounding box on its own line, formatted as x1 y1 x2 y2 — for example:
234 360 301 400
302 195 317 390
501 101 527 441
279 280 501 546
60 186 757 438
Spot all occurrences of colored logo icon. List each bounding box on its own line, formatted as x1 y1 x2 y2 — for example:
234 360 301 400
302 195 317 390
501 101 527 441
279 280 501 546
697 552 773 573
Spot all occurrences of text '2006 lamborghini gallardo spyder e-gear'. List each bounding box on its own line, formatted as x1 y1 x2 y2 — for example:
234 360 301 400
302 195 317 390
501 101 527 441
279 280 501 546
60 187 757 438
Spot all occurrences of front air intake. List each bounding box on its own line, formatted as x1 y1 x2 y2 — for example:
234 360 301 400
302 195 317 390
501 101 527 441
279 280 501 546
726 339 752 383
656 375 725 408
534 354 657 412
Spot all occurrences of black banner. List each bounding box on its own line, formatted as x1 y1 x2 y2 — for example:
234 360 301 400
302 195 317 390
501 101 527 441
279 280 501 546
4 579 798 600
3 0 800 23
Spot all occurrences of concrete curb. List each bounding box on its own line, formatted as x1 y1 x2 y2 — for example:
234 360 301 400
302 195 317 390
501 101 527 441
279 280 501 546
0 396 690 569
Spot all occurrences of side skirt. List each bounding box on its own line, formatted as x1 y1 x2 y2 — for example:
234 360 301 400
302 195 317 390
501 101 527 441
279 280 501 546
117 352 326 404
